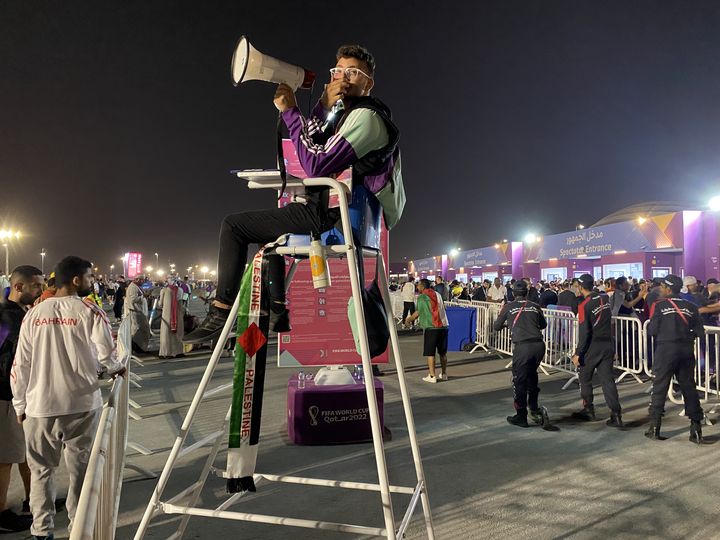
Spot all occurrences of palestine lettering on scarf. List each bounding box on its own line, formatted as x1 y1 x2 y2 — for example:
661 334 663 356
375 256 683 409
241 369 254 437
250 254 262 312
241 251 264 441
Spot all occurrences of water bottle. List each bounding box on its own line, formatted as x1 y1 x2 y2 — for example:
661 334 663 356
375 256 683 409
298 369 305 389
356 365 364 382
309 234 331 289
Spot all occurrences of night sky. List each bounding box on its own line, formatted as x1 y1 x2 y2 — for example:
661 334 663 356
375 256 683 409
2 1 720 274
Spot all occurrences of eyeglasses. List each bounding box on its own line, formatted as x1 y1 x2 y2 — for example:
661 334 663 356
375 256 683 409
329 67 372 81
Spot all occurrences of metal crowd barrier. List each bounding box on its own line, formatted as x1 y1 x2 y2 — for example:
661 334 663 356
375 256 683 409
469 301 491 353
70 319 132 540
389 290 404 324
541 308 578 388
447 300 656 390
445 300 720 404
613 316 646 384
643 321 720 415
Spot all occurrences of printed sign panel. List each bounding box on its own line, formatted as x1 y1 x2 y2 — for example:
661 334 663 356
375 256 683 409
125 252 143 279
277 140 389 367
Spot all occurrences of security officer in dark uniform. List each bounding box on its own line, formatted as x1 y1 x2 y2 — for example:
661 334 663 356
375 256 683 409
493 280 548 427
571 274 624 427
645 274 705 443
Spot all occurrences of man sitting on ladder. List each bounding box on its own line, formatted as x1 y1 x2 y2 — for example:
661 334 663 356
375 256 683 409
184 44 401 344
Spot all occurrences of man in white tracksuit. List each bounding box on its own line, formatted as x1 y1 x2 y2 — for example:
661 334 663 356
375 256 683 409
11 256 125 540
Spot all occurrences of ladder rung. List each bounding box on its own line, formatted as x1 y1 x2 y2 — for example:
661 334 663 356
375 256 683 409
255 472 415 494
160 503 388 537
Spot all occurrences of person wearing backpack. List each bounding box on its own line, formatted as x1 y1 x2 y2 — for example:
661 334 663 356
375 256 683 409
186 44 404 344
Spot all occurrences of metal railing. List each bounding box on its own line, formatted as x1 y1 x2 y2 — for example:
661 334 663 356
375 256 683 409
613 316 645 384
542 308 578 387
446 300 720 394
70 319 132 540
643 321 720 413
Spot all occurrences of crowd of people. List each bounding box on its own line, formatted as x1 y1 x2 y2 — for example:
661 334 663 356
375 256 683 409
410 273 720 325
0 260 215 538
397 271 720 443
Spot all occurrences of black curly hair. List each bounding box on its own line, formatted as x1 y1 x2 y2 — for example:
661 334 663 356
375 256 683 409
336 44 375 75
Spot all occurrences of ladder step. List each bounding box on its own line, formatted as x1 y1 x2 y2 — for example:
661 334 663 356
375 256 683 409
211 471 414 495
127 441 154 456
129 398 143 409
160 503 388 537
256 473 415 495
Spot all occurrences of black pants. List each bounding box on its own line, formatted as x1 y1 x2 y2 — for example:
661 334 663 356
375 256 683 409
511 341 545 413
402 302 415 323
649 341 703 422
578 341 621 414
216 200 337 305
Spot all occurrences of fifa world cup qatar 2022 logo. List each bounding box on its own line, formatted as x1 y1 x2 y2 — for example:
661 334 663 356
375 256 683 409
309 406 320 426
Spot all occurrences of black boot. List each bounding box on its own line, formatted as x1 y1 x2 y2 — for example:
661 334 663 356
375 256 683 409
606 412 624 428
183 304 231 344
507 411 529 428
645 419 662 440
689 420 704 444
572 404 596 421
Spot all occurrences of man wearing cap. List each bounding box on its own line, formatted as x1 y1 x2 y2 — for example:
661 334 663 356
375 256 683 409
493 279 548 427
571 274 623 427
679 276 702 305
645 274 706 443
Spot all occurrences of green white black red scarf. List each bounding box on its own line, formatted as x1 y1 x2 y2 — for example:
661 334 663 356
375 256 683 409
226 243 273 493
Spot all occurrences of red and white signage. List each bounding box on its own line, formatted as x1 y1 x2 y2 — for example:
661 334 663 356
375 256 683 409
125 252 143 279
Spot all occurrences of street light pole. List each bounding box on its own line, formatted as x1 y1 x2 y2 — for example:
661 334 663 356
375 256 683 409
41 249 46 274
155 252 159 268
2 243 7 276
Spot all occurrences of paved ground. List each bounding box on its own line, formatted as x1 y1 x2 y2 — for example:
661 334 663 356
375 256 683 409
6 304 720 539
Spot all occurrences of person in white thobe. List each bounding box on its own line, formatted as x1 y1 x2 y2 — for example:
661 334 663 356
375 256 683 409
158 280 185 358
123 277 151 352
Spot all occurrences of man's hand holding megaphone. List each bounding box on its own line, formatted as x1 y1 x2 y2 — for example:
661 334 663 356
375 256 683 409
274 78 351 113
273 83 298 113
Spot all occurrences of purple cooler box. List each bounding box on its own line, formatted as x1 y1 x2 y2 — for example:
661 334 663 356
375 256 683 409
287 376 384 445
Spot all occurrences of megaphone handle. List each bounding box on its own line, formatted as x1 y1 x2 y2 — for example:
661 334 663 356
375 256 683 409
276 112 287 200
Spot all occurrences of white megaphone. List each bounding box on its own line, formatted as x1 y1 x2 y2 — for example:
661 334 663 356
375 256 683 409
231 35 315 90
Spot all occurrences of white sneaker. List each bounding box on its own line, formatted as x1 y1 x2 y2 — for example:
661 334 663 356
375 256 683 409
422 374 437 383
438 373 448 381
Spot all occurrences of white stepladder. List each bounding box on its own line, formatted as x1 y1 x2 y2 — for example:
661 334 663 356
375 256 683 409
133 175 434 540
